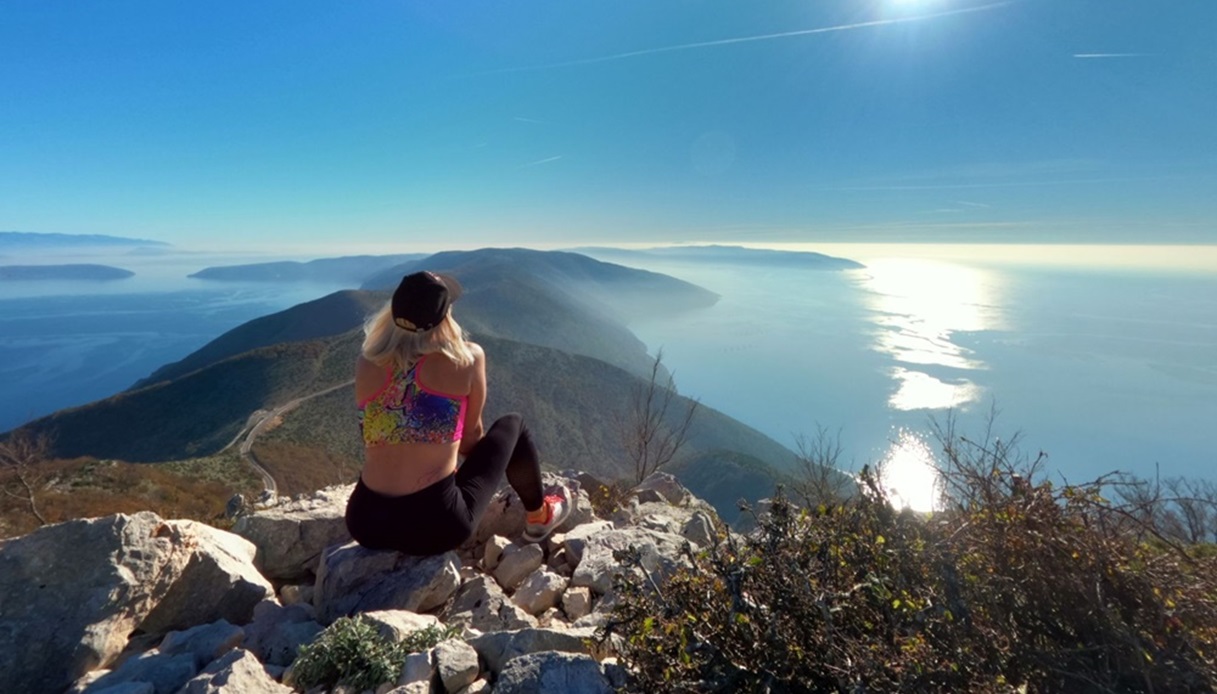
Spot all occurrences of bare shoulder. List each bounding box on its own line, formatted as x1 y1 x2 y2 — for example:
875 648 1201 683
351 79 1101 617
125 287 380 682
354 355 388 401
468 341 485 361
355 354 379 374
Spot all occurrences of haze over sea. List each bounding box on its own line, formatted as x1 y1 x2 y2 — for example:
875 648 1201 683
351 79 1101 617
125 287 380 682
587 243 1217 510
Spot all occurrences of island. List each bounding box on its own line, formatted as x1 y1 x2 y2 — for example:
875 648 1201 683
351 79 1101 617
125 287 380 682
572 244 866 269
0 231 169 251
0 264 136 281
189 254 427 284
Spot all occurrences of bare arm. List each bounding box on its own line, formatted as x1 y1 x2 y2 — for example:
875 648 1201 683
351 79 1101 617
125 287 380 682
458 344 487 456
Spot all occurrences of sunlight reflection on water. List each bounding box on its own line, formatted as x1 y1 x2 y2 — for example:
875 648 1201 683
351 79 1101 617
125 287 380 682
879 429 942 513
857 259 1009 511
856 258 1007 411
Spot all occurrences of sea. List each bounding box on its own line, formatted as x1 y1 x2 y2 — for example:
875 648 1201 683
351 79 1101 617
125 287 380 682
0 250 348 433
591 244 1217 510
2 244 1214 511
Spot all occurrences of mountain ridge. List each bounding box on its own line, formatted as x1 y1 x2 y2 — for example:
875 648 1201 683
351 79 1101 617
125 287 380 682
188 254 428 283
0 264 135 281
573 243 865 269
0 231 169 249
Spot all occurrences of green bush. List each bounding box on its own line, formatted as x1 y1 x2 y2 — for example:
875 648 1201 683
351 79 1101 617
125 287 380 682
604 460 1217 692
289 616 458 692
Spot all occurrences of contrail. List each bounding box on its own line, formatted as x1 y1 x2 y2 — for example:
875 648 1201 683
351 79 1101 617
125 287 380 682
468 2 1012 76
518 155 563 168
1073 53 1150 59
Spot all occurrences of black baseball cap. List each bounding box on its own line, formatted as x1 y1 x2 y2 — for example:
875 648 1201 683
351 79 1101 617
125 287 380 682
391 271 462 332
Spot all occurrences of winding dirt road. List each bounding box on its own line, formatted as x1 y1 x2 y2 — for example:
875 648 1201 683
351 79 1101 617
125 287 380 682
231 379 354 503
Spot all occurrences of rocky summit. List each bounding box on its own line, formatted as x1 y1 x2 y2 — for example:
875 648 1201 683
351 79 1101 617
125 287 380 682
0 471 719 693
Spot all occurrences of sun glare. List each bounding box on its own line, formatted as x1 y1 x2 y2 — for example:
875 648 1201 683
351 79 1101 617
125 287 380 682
879 429 942 513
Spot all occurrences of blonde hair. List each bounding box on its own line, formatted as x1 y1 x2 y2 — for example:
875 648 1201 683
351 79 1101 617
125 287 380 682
361 302 474 370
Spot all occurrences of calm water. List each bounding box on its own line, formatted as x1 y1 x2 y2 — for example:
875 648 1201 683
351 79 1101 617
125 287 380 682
0 251 347 431
608 250 1217 509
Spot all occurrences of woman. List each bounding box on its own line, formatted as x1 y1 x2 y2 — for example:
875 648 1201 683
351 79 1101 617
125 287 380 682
345 270 570 555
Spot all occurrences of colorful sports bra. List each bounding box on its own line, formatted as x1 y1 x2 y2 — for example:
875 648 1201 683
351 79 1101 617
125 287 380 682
358 355 468 446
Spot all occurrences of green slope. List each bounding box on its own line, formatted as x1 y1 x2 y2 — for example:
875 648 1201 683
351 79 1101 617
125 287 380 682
252 332 800 507
24 339 345 461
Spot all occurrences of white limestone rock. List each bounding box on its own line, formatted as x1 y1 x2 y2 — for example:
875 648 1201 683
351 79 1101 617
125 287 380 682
453 680 490 694
492 542 544 592
360 609 443 644
571 526 690 596
510 567 568 616
396 649 435 688
314 543 460 624
634 472 692 505
77 650 197 694
493 652 613 694
138 519 275 635
434 639 480 693
232 484 354 582
466 627 603 674
681 508 718 549
482 535 510 572
242 601 323 667
176 648 292 693
561 521 614 568
561 587 592 622
442 575 537 633
0 512 270 694
158 620 245 669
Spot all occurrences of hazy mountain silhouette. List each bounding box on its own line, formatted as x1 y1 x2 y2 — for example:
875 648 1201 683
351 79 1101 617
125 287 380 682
0 264 135 281
135 249 718 390
574 244 865 269
188 254 427 283
362 247 719 377
0 231 169 250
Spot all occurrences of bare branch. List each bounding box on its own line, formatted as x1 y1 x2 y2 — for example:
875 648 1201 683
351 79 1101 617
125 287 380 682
0 429 54 526
619 349 700 486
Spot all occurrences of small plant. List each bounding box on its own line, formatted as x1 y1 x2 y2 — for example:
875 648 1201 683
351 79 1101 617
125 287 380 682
401 623 462 653
289 616 458 692
587 478 636 518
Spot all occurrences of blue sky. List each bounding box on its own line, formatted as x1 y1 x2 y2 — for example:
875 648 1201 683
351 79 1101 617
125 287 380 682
2 0 1215 250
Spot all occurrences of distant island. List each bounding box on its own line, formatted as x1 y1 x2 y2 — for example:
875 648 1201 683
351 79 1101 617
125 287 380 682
0 264 135 281
189 254 428 284
0 231 169 251
573 244 865 269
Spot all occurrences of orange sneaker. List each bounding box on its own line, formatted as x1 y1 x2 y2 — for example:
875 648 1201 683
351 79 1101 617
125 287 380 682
522 488 572 543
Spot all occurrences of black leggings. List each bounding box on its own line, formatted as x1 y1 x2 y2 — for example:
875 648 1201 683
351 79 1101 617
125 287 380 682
344 413 543 555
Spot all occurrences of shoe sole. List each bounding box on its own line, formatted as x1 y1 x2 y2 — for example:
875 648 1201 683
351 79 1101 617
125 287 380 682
522 502 573 543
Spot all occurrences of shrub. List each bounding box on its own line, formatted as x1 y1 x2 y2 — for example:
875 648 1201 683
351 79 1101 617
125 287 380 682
289 616 458 692
605 443 1217 692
